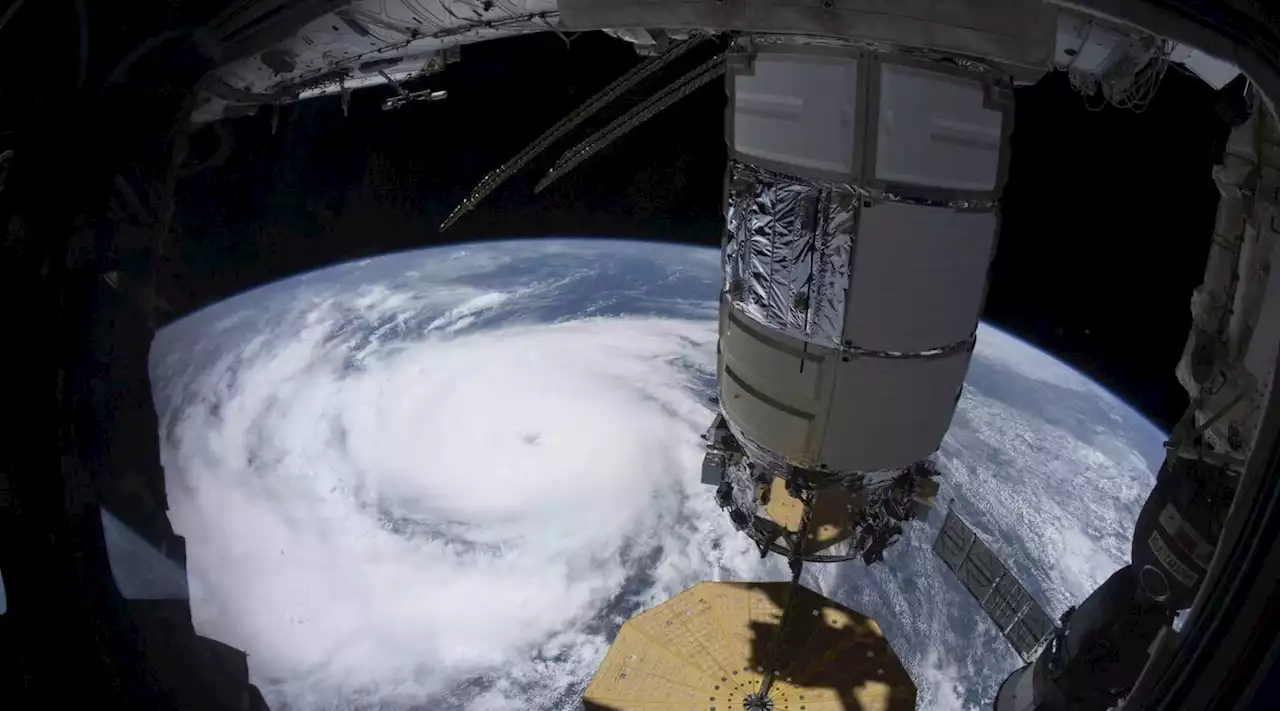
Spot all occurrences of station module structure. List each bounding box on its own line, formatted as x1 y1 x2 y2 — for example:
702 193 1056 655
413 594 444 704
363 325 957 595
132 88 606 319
419 6 1252 709
589 27 1018 711
701 32 1011 560
88 0 1268 708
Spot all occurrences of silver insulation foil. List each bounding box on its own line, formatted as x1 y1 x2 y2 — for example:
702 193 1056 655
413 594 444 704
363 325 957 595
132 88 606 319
723 160 856 348
725 458 762 517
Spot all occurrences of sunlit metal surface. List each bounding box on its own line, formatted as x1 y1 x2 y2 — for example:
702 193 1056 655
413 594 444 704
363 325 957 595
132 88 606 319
583 581 916 711
723 160 855 349
196 0 561 122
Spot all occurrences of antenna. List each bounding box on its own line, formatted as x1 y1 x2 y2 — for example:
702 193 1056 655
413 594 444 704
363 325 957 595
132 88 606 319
535 52 726 193
438 33 710 231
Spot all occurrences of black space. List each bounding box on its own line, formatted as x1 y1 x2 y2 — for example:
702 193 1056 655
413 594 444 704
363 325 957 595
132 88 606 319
169 31 1229 432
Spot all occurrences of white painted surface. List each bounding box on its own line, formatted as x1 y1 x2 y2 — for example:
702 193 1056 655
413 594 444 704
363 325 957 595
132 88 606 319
875 63 1003 191
733 53 860 176
821 349 972 471
844 202 996 352
1170 43 1242 89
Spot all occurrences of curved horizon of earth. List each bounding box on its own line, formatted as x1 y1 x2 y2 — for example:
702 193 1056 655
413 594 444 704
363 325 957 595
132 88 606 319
149 238 1164 711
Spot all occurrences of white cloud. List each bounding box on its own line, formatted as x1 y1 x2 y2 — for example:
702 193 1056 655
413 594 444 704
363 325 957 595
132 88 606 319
943 386 1152 610
914 649 969 711
157 298 777 709
425 291 512 332
152 254 1163 711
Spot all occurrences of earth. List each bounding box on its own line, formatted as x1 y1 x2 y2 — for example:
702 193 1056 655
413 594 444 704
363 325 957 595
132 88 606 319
149 239 1164 711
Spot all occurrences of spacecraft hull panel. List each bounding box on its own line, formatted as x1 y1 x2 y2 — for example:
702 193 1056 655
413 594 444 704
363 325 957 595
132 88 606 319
720 362 816 461
718 300 832 464
874 62 1005 192
717 297 975 473
720 48 1008 475
820 349 973 471
732 53 861 175
845 202 997 353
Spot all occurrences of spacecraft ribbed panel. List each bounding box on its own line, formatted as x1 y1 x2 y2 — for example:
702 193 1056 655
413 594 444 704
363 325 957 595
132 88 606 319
582 582 915 711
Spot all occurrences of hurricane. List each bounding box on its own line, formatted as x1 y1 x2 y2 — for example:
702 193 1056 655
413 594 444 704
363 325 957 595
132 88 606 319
153 243 780 710
151 239 1162 711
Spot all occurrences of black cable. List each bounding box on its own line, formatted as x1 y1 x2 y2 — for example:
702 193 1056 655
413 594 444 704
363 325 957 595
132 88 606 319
755 494 812 702
73 0 87 88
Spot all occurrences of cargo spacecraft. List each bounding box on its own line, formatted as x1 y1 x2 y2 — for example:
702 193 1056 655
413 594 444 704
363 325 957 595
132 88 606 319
11 1 1280 710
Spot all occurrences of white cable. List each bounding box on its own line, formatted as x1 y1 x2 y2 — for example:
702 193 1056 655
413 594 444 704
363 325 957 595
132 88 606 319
1069 34 1171 113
